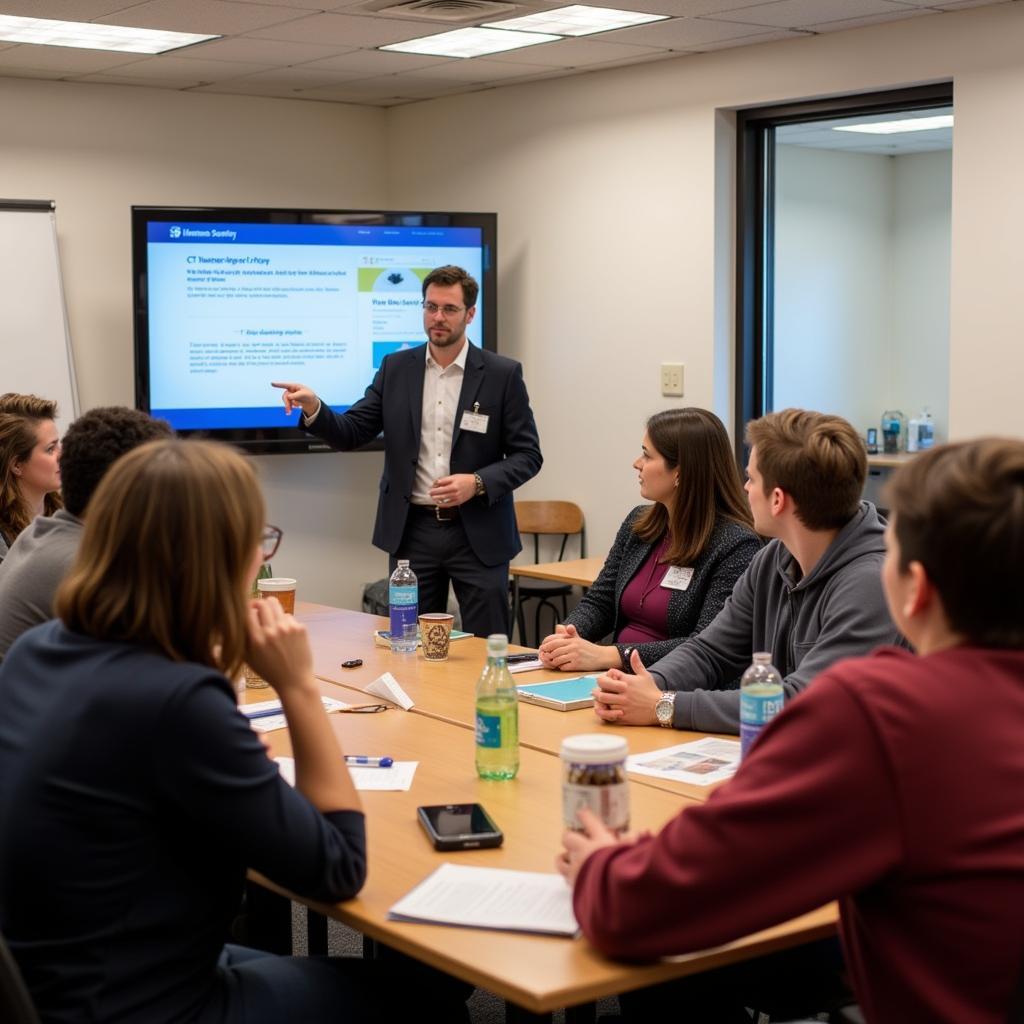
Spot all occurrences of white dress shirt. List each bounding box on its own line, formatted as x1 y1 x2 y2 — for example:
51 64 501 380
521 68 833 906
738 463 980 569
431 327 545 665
411 341 469 505
303 341 470 506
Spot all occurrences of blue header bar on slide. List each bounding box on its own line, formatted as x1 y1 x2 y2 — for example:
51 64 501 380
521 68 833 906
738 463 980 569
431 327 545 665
147 222 481 247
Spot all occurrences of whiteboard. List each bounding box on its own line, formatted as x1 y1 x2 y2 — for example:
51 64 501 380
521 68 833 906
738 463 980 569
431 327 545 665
0 201 79 434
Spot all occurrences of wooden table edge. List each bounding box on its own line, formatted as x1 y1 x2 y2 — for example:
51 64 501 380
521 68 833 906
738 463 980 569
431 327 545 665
252 872 836 1014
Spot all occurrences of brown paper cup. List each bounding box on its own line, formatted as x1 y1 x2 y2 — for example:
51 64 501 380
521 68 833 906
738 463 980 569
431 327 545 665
419 612 454 661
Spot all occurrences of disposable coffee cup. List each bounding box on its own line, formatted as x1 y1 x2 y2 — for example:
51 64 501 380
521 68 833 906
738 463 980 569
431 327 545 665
419 612 455 662
257 577 297 614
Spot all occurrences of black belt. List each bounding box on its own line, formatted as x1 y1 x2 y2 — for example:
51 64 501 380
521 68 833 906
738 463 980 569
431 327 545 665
410 503 460 523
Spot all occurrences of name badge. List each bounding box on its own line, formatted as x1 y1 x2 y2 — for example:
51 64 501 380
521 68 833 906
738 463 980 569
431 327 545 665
661 566 694 591
460 411 489 433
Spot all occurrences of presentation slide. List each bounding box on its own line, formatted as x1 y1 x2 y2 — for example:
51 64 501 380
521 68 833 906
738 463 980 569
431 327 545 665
146 221 485 430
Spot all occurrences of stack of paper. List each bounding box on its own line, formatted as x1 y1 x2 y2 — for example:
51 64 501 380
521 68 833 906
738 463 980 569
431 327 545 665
389 863 578 937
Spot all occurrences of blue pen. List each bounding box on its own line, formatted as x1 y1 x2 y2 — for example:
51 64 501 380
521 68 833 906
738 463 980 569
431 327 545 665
345 755 394 768
243 706 284 721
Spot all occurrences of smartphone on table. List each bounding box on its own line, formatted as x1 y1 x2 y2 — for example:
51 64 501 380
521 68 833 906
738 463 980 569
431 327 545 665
417 803 503 851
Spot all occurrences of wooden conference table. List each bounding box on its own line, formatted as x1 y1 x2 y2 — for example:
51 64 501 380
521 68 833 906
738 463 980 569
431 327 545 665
245 603 837 1017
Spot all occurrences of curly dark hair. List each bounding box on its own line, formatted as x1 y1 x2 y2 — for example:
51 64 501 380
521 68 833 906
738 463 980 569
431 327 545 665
60 407 173 517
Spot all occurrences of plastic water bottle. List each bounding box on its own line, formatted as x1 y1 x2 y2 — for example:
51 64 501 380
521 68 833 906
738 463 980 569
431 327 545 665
475 634 519 780
739 652 784 759
388 560 418 654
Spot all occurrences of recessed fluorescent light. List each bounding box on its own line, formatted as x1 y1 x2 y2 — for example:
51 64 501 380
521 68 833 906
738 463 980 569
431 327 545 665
381 27 560 58
833 115 954 136
485 4 668 36
0 14 218 54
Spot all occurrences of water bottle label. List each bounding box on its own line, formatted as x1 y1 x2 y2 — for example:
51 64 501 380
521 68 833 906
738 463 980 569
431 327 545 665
740 721 763 758
740 690 784 726
476 712 502 748
389 585 417 606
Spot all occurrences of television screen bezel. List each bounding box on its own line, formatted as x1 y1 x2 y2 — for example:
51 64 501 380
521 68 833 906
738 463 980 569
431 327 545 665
131 205 497 455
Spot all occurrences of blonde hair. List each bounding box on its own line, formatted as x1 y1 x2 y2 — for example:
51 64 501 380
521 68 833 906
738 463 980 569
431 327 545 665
56 439 263 678
0 393 63 544
745 409 866 530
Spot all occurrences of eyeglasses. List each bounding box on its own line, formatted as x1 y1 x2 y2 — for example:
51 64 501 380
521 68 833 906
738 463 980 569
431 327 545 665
261 524 283 562
336 703 389 714
422 301 466 317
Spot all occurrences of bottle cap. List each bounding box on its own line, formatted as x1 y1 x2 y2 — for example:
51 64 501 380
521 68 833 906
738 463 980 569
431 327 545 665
397 559 410 568
486 634 509 657
752 651 772 664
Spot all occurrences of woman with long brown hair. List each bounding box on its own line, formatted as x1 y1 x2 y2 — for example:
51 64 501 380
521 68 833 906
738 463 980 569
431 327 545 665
0 392 63 562
0 438 393 1023
539 408 759 673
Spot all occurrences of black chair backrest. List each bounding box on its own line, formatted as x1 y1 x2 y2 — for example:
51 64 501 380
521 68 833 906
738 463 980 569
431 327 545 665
0 932 41 1024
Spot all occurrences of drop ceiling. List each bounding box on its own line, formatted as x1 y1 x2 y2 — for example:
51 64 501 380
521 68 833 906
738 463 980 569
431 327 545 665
0 0 1003 107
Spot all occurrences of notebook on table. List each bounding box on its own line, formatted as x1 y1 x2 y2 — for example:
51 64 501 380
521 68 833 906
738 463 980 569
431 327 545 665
515 675 597 711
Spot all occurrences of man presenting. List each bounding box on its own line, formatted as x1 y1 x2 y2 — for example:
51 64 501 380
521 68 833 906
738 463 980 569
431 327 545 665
594 408 901 733
274 265 542 637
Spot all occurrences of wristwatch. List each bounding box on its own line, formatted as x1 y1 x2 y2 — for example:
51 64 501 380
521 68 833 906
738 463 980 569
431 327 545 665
473 473 486 498
654 691 676 728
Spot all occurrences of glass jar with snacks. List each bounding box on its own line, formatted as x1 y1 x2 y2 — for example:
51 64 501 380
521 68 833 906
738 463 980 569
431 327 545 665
560 734 629 834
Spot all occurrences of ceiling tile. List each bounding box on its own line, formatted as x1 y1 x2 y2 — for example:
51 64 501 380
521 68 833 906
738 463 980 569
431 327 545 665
246 11 449 46
94 0 308 35
561 0 787 14
803 8 934 31
0 1 147 16
172 36 355 65
91 54 274 82
691 27 804 47
599 15 783 46
487 37 670 66
0 44 141 73
213 64 367 86
70 72 192 89
931 0 1009 7
412 56 558 81
0 64 75 79
298 72 463 99
298 48 452 73
701 0 920 29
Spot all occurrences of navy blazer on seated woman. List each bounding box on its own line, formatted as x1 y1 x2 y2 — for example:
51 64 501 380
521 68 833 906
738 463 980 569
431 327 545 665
540 408 759 673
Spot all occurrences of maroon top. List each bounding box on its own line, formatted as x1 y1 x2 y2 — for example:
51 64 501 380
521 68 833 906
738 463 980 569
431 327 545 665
573 646 1024 1024
616 536 672 646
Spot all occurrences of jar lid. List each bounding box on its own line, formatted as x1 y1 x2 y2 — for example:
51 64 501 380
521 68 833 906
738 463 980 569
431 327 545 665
560 733 628 764
256 577 297 592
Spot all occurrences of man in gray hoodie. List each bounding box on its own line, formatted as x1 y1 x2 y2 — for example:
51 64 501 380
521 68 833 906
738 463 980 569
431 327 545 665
594 408 901 734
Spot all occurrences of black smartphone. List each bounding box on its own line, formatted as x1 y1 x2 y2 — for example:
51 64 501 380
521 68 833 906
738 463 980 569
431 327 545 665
417 803 503 851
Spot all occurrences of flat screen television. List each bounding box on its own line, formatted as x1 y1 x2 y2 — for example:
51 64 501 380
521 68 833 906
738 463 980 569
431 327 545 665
132 206 496 454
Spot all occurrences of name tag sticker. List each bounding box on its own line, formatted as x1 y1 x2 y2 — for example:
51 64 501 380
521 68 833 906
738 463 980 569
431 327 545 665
661 566 694 591
460 411 489 433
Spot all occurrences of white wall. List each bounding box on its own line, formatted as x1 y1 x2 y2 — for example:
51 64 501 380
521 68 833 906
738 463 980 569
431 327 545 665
891 149 952 441
773 145 894 434
388 2 1024 561
0 77 391 607
772 145 951 443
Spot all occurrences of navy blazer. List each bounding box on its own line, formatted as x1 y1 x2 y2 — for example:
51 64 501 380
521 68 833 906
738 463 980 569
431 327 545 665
305 342 542 566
